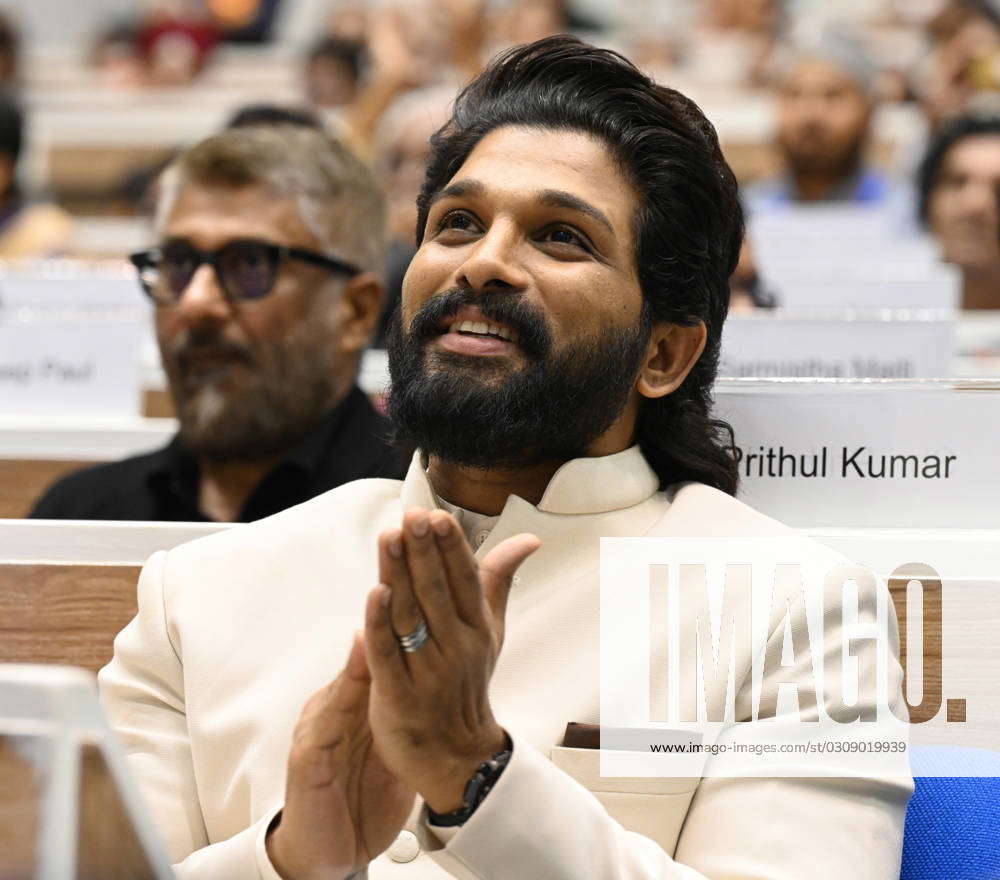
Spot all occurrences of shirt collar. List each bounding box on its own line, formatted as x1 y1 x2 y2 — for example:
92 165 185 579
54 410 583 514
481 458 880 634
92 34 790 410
148 434 199 506
282 385 371 477
399 445 660 516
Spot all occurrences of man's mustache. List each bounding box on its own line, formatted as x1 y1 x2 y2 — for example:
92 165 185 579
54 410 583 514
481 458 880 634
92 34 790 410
167 332 255 377
406 288 552 359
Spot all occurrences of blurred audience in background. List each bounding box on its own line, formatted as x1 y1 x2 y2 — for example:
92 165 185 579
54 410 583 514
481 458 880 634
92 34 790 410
746 28 890 210
0 11 21 90
65 0 1000 224
135 2 222 87
303 35 363 109
226 101 323 130
89 0 283 90
0 94 73 257
371 86 452 343
31 125 406 522
90 20 147 90
493 0 569 48
688 0 787 89
919 0 1000 130
6 0 1000 357
209 0 284 43
919 108 1000 308
729 238 778 312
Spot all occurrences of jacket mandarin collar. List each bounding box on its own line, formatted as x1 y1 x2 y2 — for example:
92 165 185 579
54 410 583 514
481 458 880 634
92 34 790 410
399 446 660 516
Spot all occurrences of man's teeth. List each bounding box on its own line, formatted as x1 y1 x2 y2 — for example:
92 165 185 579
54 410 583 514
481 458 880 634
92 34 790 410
453 319 517 342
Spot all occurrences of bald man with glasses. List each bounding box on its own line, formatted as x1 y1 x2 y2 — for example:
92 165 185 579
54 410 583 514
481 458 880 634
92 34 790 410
32 125 407 523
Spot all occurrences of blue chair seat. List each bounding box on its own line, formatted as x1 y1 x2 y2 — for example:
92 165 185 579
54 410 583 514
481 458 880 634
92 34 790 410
901 746 1000 880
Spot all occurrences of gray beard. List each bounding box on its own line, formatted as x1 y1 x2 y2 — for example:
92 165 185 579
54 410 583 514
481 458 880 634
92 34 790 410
174 370 338 462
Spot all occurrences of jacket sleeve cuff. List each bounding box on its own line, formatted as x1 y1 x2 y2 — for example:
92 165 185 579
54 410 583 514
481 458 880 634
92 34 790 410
254 804 289 880
414 734 673 880
250 805 368 880
169 803 284 880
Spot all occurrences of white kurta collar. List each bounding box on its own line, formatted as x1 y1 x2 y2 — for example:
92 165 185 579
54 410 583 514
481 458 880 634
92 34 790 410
398 445 660 516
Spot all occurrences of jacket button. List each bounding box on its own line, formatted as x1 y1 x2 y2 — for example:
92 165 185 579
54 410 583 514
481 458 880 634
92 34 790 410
387 830 420 863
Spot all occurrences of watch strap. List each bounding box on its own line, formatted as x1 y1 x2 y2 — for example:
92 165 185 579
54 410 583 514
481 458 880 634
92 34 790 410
427 736 512 827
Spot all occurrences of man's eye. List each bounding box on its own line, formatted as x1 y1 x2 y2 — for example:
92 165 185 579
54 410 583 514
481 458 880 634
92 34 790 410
439 211 478 233
163 250 197 271
542 226 588 249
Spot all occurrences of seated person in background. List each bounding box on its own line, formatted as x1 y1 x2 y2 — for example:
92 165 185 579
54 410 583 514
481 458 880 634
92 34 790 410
0 10 21 88
100 37 910 880
226 103 325 131
919 0 1000 131
32 125 406 523
135 2 220 87
918 108 1000 308
728 235 777 311
746 28 891 210
0 95 73 257
303 35 364 110
372 87 453 345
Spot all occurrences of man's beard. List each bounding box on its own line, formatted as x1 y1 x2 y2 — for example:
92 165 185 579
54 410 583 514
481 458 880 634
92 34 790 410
386 288 651 469
163 325 340 462
783 130 864 181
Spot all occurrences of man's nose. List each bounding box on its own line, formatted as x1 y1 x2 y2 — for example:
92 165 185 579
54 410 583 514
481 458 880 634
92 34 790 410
456 223 529 294
172 264 232 326
795 106 826 131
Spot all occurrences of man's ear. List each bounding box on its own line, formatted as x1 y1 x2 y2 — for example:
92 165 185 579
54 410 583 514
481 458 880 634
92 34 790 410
636 321 707 400
336 272 385 354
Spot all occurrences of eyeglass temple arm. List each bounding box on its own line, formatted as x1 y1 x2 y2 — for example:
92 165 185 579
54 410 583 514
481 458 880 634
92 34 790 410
289 248 361 277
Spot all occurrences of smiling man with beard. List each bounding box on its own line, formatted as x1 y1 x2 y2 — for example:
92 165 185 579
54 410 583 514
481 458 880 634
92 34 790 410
31 125 406 523
99 36 911 880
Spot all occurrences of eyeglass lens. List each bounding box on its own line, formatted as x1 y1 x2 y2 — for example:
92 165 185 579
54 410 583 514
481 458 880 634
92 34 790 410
157 241 280 301
216 242 277 300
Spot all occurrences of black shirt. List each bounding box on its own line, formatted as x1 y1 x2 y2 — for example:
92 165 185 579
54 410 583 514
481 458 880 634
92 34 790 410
30 385 409 522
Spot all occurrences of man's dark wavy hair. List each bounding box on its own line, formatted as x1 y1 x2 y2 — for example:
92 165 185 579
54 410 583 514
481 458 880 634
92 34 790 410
414 35 744 495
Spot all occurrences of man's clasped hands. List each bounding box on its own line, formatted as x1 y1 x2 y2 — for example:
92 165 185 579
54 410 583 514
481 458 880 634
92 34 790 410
266 507 541 880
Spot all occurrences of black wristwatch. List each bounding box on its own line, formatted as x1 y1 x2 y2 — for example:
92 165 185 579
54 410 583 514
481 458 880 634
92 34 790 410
427 736 513 827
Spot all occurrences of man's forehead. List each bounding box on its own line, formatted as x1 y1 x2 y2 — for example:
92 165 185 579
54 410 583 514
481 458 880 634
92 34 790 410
163 181 322 247
782 59 865 93
439 126 636 226
167 181 295 218
945 136 1000 177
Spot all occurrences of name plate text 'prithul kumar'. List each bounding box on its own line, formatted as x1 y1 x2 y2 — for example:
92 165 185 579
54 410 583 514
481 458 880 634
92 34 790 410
713 379 997 529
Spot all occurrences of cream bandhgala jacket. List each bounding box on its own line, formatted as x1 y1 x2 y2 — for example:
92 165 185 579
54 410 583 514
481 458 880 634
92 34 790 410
98 447 914 880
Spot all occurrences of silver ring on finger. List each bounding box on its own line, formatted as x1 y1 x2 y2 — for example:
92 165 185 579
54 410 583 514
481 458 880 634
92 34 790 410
396 618 430 653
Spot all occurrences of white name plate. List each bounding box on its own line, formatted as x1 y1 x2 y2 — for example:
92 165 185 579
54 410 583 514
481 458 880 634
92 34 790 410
764 273 959 310
0 264 140 309
720 310 954 378
750 206 940 264
0 315 143 417
714 379 998 528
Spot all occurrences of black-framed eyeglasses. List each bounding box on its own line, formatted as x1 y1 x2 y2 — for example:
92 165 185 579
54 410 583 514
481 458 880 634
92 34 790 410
129 238 361 305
